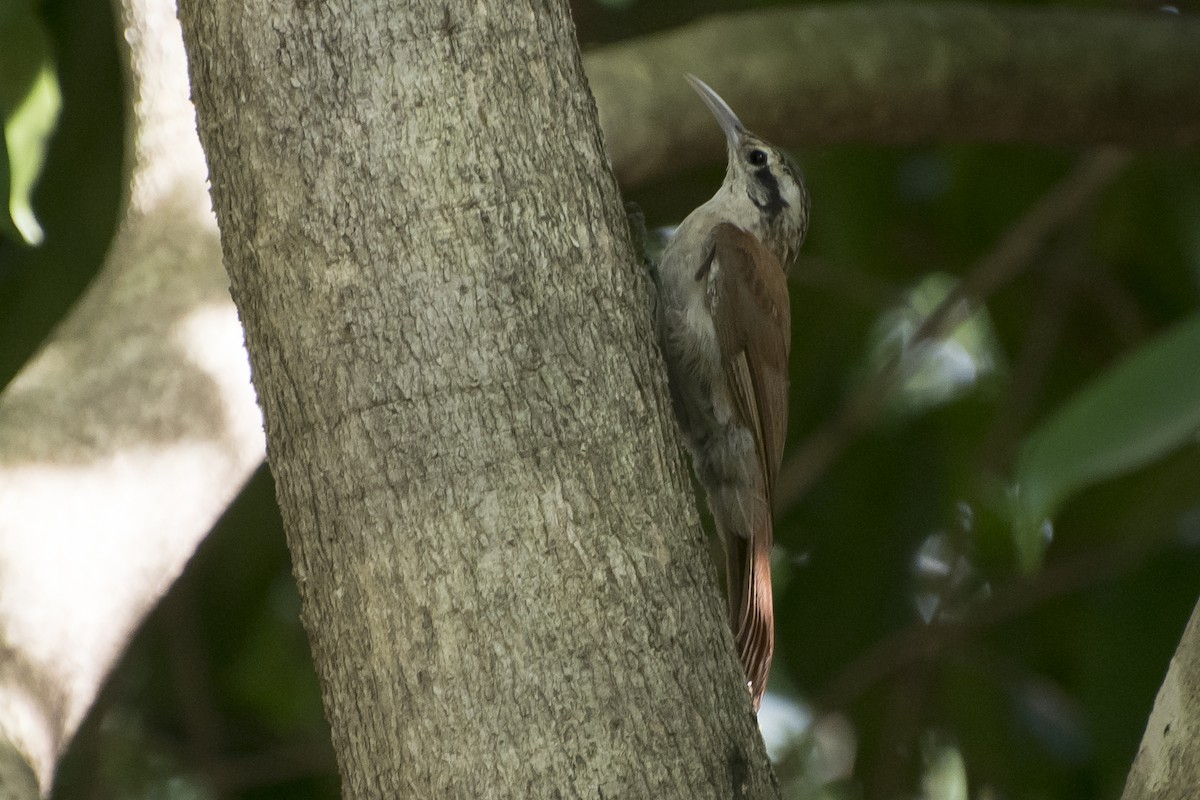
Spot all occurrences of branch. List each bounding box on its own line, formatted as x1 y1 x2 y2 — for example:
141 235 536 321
774 149 1129 509
819 514 1178 710
0 0 264 791
585 3 1199 186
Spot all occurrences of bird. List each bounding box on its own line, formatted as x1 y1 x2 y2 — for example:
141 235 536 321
654 75 810 710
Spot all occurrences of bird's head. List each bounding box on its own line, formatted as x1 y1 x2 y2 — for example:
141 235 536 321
687 74 810 267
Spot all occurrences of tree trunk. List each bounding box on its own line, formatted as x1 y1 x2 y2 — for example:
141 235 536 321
1121 597 1200 800
177 1 776 797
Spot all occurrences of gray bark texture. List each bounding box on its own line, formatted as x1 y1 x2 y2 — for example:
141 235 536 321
586 3 1200 187
0 0 263 794
1121 598 1200 800
177 1 776 798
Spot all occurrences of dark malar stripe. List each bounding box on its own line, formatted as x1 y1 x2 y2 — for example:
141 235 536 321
750 167 787 218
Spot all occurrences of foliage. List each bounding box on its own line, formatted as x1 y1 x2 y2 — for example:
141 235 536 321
1011 313 1200 571
6 0 1198 798
0 1 60 246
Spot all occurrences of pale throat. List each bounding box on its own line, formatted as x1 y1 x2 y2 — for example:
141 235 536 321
707 182 799 268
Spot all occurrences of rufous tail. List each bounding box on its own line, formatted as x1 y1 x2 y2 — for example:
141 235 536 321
725 512 774 710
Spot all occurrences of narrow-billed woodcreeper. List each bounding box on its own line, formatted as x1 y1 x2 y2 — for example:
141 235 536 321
655 75 809 709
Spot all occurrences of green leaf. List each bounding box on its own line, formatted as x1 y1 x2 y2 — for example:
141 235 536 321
1011 313 1200 571
0 5 62 246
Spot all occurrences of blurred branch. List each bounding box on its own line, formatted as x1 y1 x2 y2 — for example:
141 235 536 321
0 0 264 792
977 242 1082 472
585 3 1199 187
775 149 1131 509
817 510 1179 710
977 234 1149 472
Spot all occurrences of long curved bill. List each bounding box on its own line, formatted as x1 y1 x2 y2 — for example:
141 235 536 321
685 74 746 149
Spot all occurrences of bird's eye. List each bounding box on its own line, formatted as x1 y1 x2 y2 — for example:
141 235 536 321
747 149 768 167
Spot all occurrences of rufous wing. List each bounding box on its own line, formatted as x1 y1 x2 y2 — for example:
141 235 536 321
709 222 791 709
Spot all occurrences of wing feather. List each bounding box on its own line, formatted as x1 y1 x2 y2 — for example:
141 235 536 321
710 222 791 511
707 222 791 708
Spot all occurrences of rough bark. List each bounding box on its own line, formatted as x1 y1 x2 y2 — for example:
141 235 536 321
1121 598 1200 800
585 3 1200 186
177 1 776 797
0 0 263 795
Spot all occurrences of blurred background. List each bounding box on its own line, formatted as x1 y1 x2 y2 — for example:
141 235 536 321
3 0 1199 798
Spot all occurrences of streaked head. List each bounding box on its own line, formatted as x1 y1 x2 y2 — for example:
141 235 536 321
686 74 810 265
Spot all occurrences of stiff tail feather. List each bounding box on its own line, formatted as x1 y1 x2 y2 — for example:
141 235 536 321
725 511 775 710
